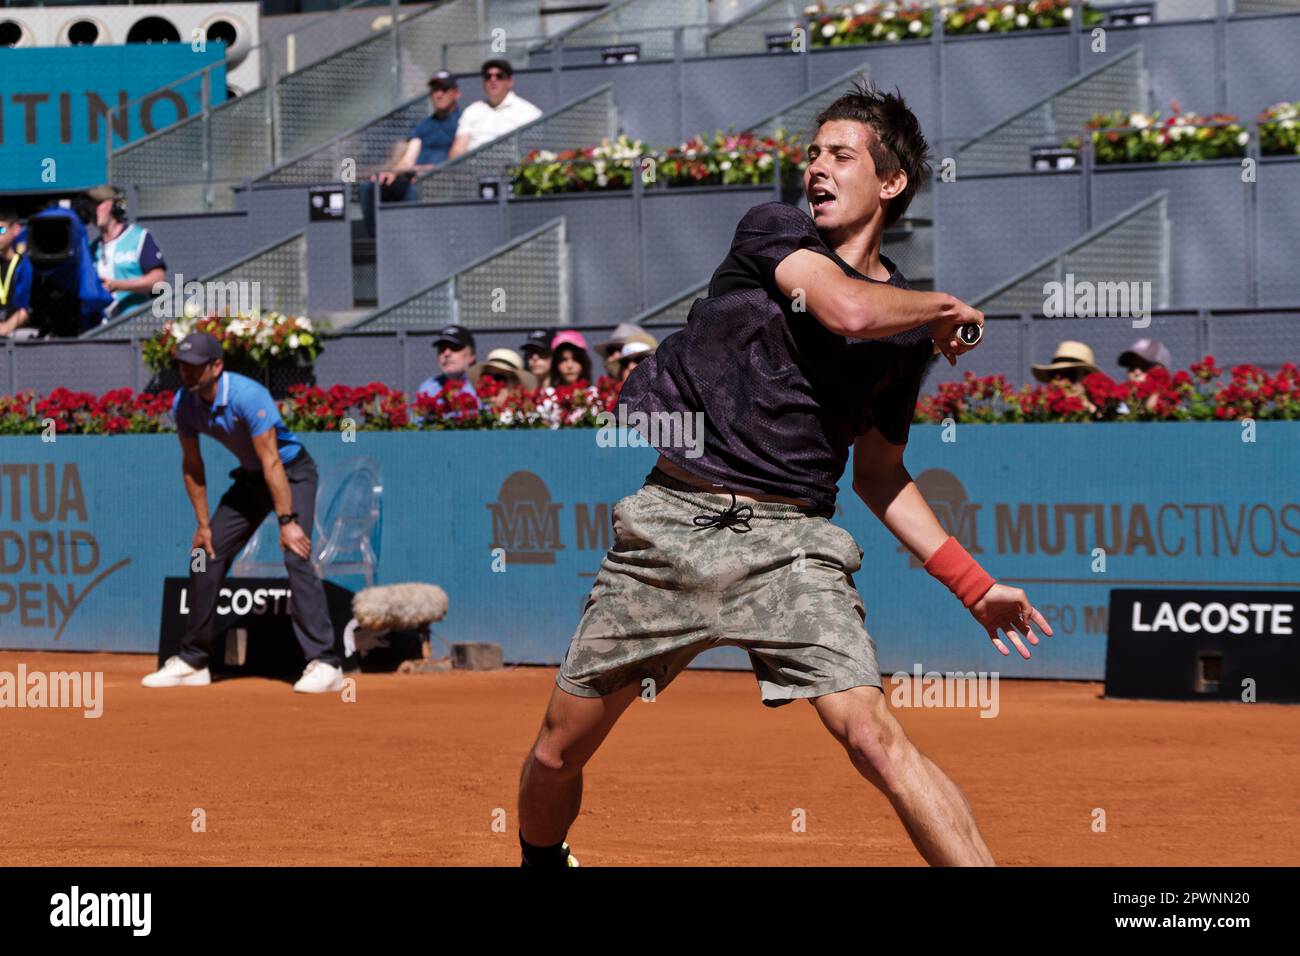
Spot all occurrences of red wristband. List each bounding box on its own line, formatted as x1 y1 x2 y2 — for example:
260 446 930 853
923 536 995 608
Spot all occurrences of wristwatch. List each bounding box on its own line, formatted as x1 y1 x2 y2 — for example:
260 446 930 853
277 512 299 526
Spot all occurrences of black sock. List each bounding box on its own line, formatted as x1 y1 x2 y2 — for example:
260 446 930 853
519 832 568 867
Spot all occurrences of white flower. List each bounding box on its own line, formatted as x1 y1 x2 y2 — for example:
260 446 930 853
872 23 883 34
1236 131 1249 146
270 345 280 356
941 5 954 15
854 1 869 13
821 23 836 37
909 18 923 32
1283 119 1296 130
596 172 608 187
804 4 820 15
758 153 773 167
1001 4 1015 16
1015 12 1028 26
1062 4 1072 17
882 9 895 20
288 334 300 349
977 18 990 30
720 161 732 170
1129 112 1151 129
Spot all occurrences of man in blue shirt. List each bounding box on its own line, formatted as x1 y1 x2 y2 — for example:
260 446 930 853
416 324 481 410
0 208 33 337
359 70 462 237
143 331 345 694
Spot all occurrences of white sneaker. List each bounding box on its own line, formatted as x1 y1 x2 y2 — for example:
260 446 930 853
142 655 211 688
293 660 345 694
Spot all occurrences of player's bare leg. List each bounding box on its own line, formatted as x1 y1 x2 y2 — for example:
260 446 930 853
812 684 995 866
518 681 642 849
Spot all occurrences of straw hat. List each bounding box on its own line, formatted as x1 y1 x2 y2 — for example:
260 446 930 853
468 348 539 390
1031 340 1100 382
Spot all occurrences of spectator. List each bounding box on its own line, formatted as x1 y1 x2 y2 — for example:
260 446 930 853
0 208 33 337
88 185 167 321
1117 338 1171 383
468 348 539 407
593 322 658 378
359 71 462 238
1118 337 1172 414
448 59 542 160
519 327 554 382
547 330 593 388
1031 339 1099 414
613 340 654 382
417 324 481 408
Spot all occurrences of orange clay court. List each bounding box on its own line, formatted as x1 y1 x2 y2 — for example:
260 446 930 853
3 650 1297 867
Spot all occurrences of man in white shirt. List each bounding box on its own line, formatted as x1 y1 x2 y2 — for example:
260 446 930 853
448 59 542 159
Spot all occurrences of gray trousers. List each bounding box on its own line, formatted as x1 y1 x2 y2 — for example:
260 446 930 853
179 448 339 668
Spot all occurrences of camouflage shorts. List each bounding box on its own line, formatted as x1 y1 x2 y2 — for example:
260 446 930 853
557 478 882 707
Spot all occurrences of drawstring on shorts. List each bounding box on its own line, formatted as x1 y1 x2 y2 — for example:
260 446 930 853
691 490 753 534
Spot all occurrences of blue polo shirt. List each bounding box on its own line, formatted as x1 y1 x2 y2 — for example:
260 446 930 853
411 107 461 166
171 371 303 471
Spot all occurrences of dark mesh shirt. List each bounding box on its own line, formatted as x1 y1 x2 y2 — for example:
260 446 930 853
618 200 937 511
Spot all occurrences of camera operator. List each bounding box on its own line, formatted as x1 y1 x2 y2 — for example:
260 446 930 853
88 185 166 322
0 208 34 337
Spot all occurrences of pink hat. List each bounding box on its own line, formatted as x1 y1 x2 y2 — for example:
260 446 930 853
550 329 589 352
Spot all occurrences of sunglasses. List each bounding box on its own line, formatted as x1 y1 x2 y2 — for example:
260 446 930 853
483 71 509 80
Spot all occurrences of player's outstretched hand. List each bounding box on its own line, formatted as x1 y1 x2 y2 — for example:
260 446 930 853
969 584 1053 659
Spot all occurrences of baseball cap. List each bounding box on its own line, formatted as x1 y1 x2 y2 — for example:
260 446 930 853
481 58 513 78
174 331 223 365
428 70 459 91
1118 338 1172 370
86 184 123 202
433 324 475 350
550 329 589 352
520 328 554 354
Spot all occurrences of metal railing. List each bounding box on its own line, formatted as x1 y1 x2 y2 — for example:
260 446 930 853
411 85 618 201
625 280 710 327
83 233 309 340
353 217 569 330
972 191 1170 311
108 0 509 214
953 47 1147 176
6 306 1299 399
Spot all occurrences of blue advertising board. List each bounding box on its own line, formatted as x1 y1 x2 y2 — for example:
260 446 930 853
0 424 1297 681
0 44 226 191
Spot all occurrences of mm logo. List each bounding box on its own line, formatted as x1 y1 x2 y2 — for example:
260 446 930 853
486 471 564 565
901 469 984 567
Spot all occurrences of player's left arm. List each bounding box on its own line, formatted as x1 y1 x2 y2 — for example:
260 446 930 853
851 428 1053 659
250 427 311 560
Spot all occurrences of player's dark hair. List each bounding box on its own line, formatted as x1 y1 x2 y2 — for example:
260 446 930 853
813 78 932 229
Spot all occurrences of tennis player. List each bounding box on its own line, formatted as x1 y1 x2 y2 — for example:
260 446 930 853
515 79 1052 868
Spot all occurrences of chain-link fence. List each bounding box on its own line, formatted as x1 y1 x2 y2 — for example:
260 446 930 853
353 217 567 330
